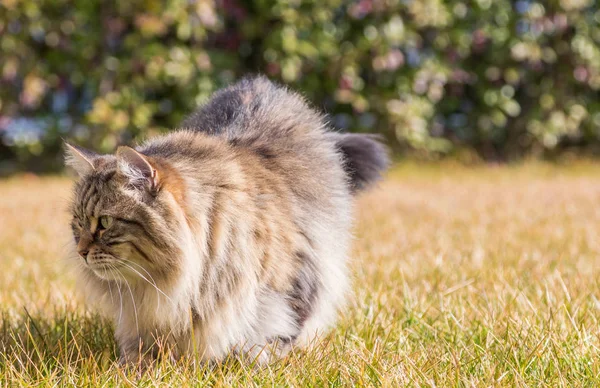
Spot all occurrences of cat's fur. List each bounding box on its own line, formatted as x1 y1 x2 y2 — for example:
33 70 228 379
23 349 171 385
66 76 388 365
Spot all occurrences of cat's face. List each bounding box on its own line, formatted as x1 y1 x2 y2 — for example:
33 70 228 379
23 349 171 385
66 144 183 283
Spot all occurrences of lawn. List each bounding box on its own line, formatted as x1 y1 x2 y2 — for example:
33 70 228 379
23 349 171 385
1 163 600 386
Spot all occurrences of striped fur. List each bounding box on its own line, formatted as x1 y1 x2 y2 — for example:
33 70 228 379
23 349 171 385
65 77 388 366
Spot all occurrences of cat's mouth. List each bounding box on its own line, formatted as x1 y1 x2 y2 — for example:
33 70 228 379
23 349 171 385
87 257 125 281
87 254 147 283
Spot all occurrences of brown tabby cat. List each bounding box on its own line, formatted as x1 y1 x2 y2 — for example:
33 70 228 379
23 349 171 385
65 76 388 366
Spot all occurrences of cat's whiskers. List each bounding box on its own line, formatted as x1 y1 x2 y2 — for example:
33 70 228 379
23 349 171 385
109 266 124 326
106 276 115 305
97 257 117 305
94 252 173 318
118 260 162 315
118 260 176 313
116 268 140 336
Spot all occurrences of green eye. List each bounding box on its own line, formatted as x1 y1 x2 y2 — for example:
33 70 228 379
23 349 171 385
99 216 113 230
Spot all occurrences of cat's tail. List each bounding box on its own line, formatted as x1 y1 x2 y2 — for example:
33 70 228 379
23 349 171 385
331 133 390 194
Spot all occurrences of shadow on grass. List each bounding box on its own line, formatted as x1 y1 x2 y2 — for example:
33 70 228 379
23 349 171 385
0 308 117 375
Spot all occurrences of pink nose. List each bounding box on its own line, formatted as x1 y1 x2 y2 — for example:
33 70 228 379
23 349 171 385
78 248 89 261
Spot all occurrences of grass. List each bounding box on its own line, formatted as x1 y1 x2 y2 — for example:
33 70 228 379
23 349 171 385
1 163 600 386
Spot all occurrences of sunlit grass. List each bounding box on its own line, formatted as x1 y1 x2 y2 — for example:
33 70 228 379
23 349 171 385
1 163 600 385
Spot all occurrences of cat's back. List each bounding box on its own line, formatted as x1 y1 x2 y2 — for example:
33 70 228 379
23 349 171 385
177 76 349 202
180 76 326 145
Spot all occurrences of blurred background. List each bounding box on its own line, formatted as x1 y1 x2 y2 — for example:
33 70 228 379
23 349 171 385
1 0 599 174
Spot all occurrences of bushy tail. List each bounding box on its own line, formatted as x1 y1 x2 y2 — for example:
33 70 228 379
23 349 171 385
331 133 389 194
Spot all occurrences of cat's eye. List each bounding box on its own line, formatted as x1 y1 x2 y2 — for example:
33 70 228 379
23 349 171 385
98 216 113 230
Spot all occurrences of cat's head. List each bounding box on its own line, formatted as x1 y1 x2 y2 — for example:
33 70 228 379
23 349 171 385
65 143 186 284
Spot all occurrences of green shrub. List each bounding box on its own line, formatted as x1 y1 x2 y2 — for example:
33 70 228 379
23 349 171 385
1 0 600 172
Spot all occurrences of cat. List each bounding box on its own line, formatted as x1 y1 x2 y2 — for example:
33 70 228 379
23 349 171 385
65 76 388 366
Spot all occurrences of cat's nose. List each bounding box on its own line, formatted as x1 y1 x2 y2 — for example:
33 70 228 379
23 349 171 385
76 234 93 263
78 249 89 262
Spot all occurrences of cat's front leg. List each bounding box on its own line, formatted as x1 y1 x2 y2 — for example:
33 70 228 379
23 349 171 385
117 335 158 370
237 339 293 365
118 332 179 370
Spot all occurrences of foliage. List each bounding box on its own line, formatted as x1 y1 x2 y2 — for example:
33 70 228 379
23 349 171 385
1 0 600 171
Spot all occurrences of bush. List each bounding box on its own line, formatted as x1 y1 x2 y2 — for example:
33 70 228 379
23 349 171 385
1 0 600 172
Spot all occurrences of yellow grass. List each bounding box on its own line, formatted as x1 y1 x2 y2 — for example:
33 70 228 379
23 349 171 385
1 163 600 385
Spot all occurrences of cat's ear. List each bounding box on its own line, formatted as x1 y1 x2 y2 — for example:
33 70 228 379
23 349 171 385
64 143 97 177
116 146 159 192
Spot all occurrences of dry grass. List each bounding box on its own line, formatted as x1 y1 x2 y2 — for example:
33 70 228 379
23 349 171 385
1 163 600 386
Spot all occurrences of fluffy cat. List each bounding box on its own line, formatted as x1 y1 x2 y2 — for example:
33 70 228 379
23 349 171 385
65 76 388 366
